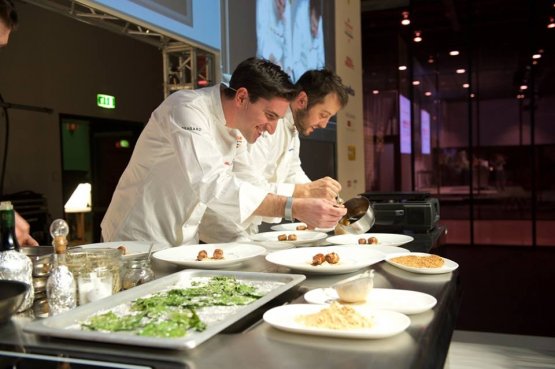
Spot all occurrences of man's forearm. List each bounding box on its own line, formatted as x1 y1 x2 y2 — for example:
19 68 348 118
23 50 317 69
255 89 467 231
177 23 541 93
253 193 288 218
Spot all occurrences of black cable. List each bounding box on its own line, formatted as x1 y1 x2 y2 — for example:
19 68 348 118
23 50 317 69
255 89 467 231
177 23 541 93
0 93 9 197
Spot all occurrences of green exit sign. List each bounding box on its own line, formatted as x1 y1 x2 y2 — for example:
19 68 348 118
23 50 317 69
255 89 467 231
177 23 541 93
97 94 116 109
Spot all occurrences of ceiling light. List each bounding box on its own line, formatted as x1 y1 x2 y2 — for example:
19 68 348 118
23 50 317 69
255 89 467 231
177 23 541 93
532 60 538 65
401 11 410 26
532 54 542 59
449 50 460 56
470 93 475 98
372 90 380 95
412 80 420 86
398 65 407 71
413 31 422 42
427 56 435 64
517 94 525 99
520 85 528 90
456 69 466 74
425 91 432 96
463 83 470 88
548 17 555 28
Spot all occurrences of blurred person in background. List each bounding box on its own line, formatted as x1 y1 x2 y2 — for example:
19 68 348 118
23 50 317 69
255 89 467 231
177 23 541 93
1 0 38 246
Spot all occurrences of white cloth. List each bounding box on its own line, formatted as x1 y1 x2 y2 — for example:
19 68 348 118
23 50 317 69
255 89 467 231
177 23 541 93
198 107 311 243
291 0 325 81
101 85 268 246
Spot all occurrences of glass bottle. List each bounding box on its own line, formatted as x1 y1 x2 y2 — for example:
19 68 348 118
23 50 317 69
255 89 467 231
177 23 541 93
0 201 34 311
122 258 155 290
46 219 76 315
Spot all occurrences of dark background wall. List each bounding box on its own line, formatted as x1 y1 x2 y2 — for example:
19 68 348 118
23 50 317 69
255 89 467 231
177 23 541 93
0 1 163 219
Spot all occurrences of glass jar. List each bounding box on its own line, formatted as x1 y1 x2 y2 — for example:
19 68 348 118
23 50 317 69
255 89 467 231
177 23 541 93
122 259 154 290
77 267 113 305
66 248 122 296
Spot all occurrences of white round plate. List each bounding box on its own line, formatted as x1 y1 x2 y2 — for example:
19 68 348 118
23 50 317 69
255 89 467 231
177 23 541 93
270 222 334 233
76 241 169 260
152 243 266 269
265 246 385 275
342 244 409 255
385 252 459 274
304 288 437 315
263 304 410 339
250 230 328 246
326 233 414 247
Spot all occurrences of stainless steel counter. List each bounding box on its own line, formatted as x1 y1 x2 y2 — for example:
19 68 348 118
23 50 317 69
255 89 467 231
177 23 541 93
0 228 459 369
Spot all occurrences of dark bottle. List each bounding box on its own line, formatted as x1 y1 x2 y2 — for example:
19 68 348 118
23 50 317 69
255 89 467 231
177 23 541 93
0 201 34 311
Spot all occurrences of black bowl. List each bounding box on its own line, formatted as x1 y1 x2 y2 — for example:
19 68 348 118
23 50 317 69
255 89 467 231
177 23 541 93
0 280 29 324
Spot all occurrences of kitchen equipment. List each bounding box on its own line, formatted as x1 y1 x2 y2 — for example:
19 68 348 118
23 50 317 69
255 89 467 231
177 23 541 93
334 196 375 235
0 280 29 324
21 246 54 277
360 192 440 232
24 269 305 350
66 248 123 298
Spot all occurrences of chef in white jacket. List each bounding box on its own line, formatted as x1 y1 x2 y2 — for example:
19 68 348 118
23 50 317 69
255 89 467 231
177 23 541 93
199 69 348 243
102 58 346 246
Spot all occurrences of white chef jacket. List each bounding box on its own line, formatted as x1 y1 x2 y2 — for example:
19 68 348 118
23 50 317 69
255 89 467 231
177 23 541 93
256 0 293 75
291 0 325 81
101 85 269 246
198 107 311 243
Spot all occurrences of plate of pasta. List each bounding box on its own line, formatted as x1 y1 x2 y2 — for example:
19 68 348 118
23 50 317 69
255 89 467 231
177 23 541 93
263 303 410 339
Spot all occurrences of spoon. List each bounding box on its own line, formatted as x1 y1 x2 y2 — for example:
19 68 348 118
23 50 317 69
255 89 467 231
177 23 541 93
146 243 155 260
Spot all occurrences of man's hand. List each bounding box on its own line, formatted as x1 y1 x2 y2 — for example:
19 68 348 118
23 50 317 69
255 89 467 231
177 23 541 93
294 177 342 201
15 211 39 246
291 198 346 229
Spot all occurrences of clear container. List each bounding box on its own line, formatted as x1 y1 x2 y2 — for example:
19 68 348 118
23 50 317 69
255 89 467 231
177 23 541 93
66 248 122 297
77 267 113 305
122 258 155 290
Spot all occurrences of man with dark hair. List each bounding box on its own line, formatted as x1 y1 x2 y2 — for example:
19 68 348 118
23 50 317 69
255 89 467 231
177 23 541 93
0 0 17 47
102 58 346 246
250 68 349 199
200 69 349 243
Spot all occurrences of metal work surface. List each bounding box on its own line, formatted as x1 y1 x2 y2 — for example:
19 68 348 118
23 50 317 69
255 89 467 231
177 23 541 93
0 230 459 369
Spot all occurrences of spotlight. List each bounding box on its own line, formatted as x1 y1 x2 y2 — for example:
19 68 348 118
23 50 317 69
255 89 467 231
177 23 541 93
425 91 432 96
412 80 421 86
548 17 555 28
372 90 380 95
463 83 470 88
413 31 422 42
449 50 460 56
401 11 410 26
456 69 466 74
398 65 407 71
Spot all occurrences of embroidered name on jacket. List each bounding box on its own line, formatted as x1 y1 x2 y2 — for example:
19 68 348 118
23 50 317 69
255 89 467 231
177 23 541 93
181 126 202 131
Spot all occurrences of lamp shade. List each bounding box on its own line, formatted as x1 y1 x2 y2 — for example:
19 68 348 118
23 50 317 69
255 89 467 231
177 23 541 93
64 183 92 213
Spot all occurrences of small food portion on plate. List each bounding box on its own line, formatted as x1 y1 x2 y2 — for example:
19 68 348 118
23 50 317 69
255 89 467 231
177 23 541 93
311 252 340 266
389 254 444 268
384 252 459 274
196 248 225 261
296 302 373 330
358 237 379 245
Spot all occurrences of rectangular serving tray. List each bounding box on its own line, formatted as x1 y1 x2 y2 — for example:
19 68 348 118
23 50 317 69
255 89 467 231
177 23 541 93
24 269 305 350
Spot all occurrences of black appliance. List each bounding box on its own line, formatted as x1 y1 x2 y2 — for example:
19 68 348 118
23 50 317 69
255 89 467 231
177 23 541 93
361 192 440 233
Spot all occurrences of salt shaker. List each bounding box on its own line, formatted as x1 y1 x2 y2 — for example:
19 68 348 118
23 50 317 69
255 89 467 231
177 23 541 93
46 219 77 315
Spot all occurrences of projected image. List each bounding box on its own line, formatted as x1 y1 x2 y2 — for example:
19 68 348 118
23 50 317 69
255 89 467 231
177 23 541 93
256 0 325 81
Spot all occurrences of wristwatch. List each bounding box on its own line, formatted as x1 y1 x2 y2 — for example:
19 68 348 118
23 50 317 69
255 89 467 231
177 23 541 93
284 196 294 221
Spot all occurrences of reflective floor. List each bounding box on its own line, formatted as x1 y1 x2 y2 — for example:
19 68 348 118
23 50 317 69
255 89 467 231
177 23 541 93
446 331 555 369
